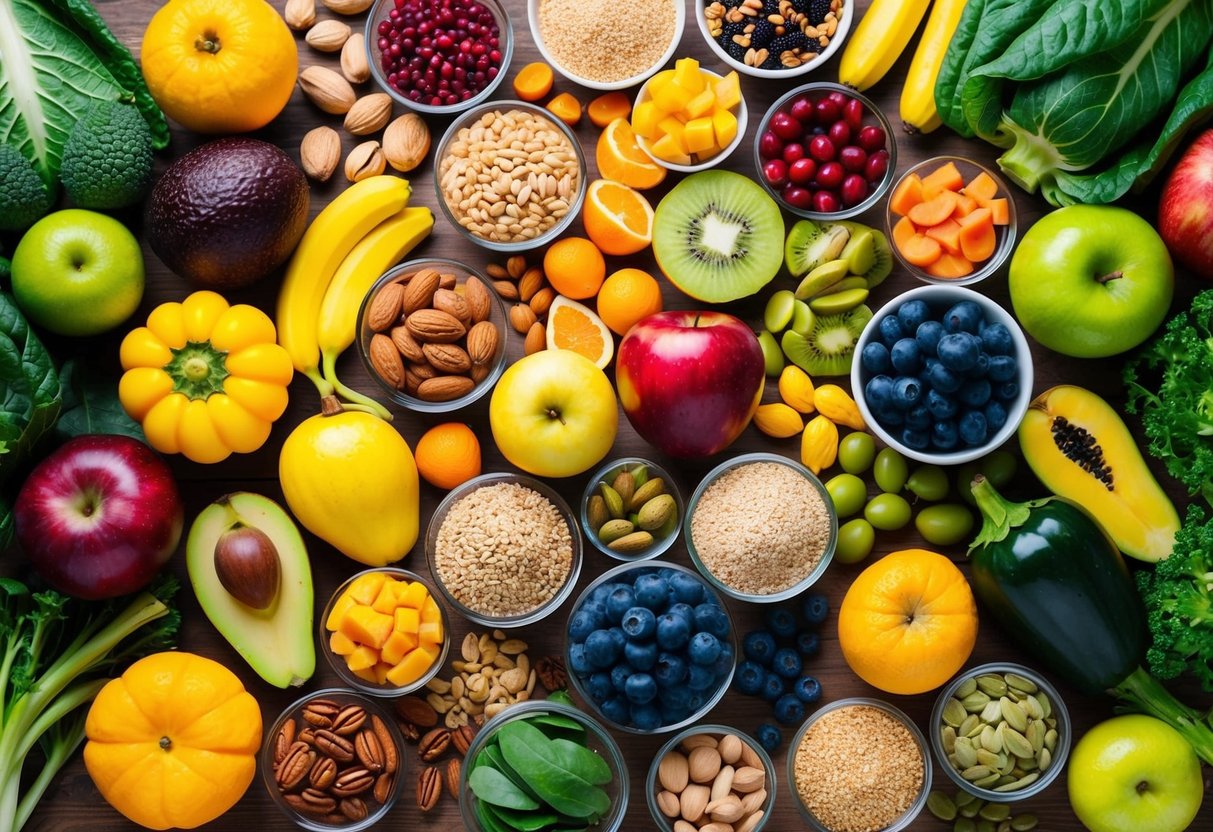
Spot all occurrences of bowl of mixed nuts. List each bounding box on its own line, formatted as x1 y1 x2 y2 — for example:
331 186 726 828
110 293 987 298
262 689 406 831
580 457 685 561
695 0 852 77
357 258 507 412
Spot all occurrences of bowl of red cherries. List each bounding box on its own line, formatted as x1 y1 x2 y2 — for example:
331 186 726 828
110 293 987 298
754 82 896 220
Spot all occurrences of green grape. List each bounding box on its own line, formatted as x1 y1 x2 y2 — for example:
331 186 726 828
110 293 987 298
835 518 875 564
825 473 867 518
864 492 912 531
906 464 949 501
873 448 908 493
915 503 976 546
957 450 1018 504
838 432 876 475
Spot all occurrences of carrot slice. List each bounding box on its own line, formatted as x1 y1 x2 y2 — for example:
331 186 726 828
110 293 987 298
907 191 959 227
892 215 918 249
513 62 554 101
922 161 964 193
988 198 1010 226
958 208 996 262
963 171 999 205
924 219 963 256
927 252 975 279
890 174 924 216
952 193 978 218
588 92 632 128
900 233 943 267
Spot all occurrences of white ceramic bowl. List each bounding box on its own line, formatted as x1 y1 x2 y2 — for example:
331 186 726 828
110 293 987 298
633 68 749 173
694 0 853 78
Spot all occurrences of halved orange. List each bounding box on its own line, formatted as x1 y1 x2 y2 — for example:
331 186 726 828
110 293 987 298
582 179 654 256
596 118 667 190
546 296 614 369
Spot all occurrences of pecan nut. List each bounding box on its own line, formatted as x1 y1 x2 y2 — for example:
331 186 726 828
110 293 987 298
273 718 297 765
314 729 355 762
371 715 398 775
301 699 341 728
299 788 337 815
308 756 337 790
275 743 315 790
332 767 375 797
373 772 396 804
417 766 442 812
535 655 568 692
451 724 476 756
355 728 385 772
418 727 452 762
445 757 462 796
331 704 368 736
340 797 369 822
394 696 439 729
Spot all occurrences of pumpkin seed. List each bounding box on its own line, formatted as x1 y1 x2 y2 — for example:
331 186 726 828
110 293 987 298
1037 746 1052 772
980 701 1003 724
1044 728 1058 752
954 737 979 769
998 755 1015 775
993 773 1038 792
1021 694 1044 720
973 772 1001 788
1005 673 1038 694
976 820 996 832
959 799 982 817
1036 692 1051 719
954 819 977 832
955 678 978 698
954 791 978 808
927 790 958 821
1002 727 1034 761
996 774 1017 787
961 691 991 712
943 698 967 727
942 725 958 753
1000 697 1028 733
979 803 1010 822
961 765 994 781
976 675 1008 697
961 714 983 738
1025 719 1045 753
980 724 1001 753
1011 813 1039 830
976 748 1001 768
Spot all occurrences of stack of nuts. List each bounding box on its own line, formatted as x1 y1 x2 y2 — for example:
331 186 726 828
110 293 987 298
272 697 400 824
487 254 556 355
655 731 770 832
365 267 501 402
391 696 476 813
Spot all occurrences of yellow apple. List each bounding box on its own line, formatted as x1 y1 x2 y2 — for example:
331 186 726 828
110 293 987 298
489 350 618 478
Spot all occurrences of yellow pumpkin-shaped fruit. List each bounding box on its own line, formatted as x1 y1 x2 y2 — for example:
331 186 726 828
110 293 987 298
280 398 420 566
84 652 262 830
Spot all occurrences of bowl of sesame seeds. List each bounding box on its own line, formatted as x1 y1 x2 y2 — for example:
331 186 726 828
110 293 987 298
696 0 852 78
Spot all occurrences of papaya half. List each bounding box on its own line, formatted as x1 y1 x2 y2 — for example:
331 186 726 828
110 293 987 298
1018 385 1179 562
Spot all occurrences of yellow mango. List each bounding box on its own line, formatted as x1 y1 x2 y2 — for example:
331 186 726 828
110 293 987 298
672 57 703 94
345 644 379 672
712 108 739 149
418 620 443 644
399 581 428 609
657 118 687 152
371 582 399 615
420 596 442 624
339 604 394 649
683 117 716 154
685 88 716 120
386 647 437 687
394 606 420 634
631 101 662 139
345 572 386 606
381 630 416 665
649 134 691 165
649 74 685 113
715 71 741 110
325 592 357 629
328 631 357 656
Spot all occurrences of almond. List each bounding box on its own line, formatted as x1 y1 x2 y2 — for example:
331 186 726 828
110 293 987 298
367 283 404 331
401 269 441 315
345 140 385 182
341 33 370 84
470 363 491 382
417 376 474 402
492 280 519 301
300 66 356 114
466 320 500 365
300 126 341 182
730 765 765 793
404 363 435 396
406 309 465 343
680 784 710 823
524 321 546 355
438 272 457 290
528 286 555 318
518 267 544 302
383 113 431 172
284 0 316 30
509 303 537 334
390 325 426 363
305 19 351 51
688 746 722 783
463 276 491 323
718 734 743 765
432 288 470 323
506 255 527 279
422 343 471 374
344 93 392 136
658 751 690 793
369 334 404 388
323 0 374 12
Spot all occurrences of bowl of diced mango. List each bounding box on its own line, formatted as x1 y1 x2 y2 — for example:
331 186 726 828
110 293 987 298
631 57 747 172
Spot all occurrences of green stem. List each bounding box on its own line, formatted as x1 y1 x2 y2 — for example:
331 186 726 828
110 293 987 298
304 367 334 398
322 351 391 421
968 476 1049 554
14 680 104 764
996 121 1065 194
1110 666 1213 765
13 713 87 832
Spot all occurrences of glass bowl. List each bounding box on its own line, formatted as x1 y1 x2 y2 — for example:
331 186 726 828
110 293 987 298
580 456 685 562
356 258 508 413
885 156 1019 286
694 0 854 78
633 67 749 173
929 662 1071 803
432 99 586 252
787 697 931 832
364 0 513 115
319 567 450 697
754 82 897 220
425 471 583 628
850 284 1035 465
564 560 738 735
646 724 776 831
459 699 630 832
261 688 406 831
684 452 837 603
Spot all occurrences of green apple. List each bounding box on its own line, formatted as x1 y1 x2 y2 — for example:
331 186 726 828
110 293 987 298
1008 205 1173 358
489 349 618 478
1068 714 1203 832
11 208 144 336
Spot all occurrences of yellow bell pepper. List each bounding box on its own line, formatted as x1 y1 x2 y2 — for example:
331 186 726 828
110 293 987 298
119 291 293 464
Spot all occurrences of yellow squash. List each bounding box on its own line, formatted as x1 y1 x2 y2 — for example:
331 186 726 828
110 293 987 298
900 0 970 133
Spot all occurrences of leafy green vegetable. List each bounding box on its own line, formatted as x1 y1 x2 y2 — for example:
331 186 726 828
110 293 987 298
486 805 560 832
0 294 61 484
548 739 611 786
54 361 146 444
468 767 541 811
1124 289 1213 507
497 721 610 819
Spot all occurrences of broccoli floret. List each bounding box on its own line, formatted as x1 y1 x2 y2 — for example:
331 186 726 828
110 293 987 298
59 100 154 210
0 145 53 231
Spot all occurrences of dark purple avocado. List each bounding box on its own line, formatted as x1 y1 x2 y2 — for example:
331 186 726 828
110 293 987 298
146 138 309 289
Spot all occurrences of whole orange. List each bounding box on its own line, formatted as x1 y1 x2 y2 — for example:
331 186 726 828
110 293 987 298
141 0 297 134
543 237 606 300
596 269 663 336
837 549 978 695
415 423 482 490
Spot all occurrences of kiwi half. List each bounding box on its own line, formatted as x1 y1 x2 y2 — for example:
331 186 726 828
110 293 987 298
784 219 850 277
653 171 784 303
781 304 873 376
836 222 893 288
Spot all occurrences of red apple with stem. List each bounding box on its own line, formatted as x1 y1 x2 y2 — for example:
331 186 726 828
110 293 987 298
14 435 183 599
1159 128 1213 281
616 311 765 458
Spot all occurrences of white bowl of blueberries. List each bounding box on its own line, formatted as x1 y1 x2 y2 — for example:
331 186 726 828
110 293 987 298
851 285 1033 465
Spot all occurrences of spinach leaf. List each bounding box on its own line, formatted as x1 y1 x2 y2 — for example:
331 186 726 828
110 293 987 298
54 360 146 442
0 294 60 482
474 802 514 832
485 804 561 831
549 739 612 786
468 766 541 811
497 721 611 819
477 744 544 803
528 713 588 743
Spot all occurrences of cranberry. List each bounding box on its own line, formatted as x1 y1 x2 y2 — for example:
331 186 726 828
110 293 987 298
377 0 502 105
789 157 817 185
783 184 814 209
763 159 789 188
808 135 836 163
770 112 802 141
864 148 890 182
843 98 865 130
815 97 842 123
827 91 848 108
839 145 867 173
815 161 844 189
812 190 840 213
858 124 887 152
789 97 815 124
758 131 784 160
827 121 851 147
782 143 806 164
841 174 869 206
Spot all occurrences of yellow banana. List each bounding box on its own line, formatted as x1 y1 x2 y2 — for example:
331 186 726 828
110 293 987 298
838 0 932 91
900 0 969 133
318 204 434 416
276 175 411 398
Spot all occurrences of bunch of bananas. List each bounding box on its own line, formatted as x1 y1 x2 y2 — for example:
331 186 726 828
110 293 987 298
276 175 433 419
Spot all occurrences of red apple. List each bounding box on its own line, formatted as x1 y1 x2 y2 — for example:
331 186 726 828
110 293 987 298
14 435 183 599
616 311 765 458
1159 128 1213 280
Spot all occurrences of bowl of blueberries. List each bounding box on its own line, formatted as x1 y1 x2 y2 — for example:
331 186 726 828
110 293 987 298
851 285 1033 464
565 561 736 735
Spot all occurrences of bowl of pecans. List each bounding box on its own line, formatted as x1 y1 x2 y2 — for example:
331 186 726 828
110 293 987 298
262 689 406 831
695 0 852 77
356 258 508 413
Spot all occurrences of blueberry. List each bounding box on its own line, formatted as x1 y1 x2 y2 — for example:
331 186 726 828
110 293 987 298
906 403 932 430
633 573 669 609
966 351 990 379
669 571 706 604
892 376 923 408
607 627 626 654
985 400 1008 432
667 602 695 630
610 664 633 692
926 361 962 393
765 607 798 638
925 388 958 420
693 603 731 639
743 630 778 665
687 663 718 691
656 613 691 650
589 582 622 605
897 299 930 332
793 675 822 703
687 692 706 713
874 405 904 427
774 693 806 725
958 378 992 407
601 696 629 724
890 338 921 375
621 606 657 640
624 672 657 704
937 332 980 371
995 380 1019 401
796 631 820 656
801 594 829 625
587 671 613 703
659 684 692 712
902 426 930 450
980 322 1013 355
735 660 766 696
861 341 891 374
756 722 782 753
629 703 662 731
931 419 959 450
878 315 904 347
959 410 989 447
864 375 895 410
689 632 722 666
760 672 786 702
568 642 592 675
585 629 621 669
625 639 657 671
988 354 1017 382
568 609 598 642
605 586 635 623
772 648 802 679
580 600 608 628
943 301 983 334
916 320 945 356
654 653 688 687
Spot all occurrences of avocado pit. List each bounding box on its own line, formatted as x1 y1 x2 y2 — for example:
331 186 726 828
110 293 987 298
214 524 280 610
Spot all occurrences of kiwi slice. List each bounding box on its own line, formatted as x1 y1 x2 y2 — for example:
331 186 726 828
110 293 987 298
841 227 876 276
757 330 784 376
785 219 850 278
837 221 893 288
653 171 784 303
764 289 796 332
794 258 850 300
781 304 874 376
790 300 816 336
809 287 869 316
816 276 869 297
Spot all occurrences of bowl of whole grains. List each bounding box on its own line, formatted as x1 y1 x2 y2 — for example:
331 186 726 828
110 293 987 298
789 698 931 832
647 725 776 832
929 663 1070 803
433 100 586 252
425 472 582 628
685 452 837 603
695 0 852 78
580 457 685 562
528 0 684 90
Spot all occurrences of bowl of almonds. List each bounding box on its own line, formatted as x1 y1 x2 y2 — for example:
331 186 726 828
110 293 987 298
357 257 507 412
262 689 406 831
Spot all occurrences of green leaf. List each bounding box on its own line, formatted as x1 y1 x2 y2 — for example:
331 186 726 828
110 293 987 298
54 360 146 443
0 294 60 484
483 804 560 832
468 766 541 811
497 721 611 819
548 739 611 786
527 713 587 743
477 744 543 804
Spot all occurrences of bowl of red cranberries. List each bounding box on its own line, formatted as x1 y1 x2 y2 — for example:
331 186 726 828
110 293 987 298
366 0 513 114
754 82 896 219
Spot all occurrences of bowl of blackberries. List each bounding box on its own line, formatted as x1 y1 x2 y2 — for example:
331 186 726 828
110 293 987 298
851 285 1033 464
565 562 736 735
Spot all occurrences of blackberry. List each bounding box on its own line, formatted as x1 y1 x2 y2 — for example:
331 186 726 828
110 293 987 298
762 0 779 12
749 20 775 48
725 38 748 61
808 0 830 22
769 32 804 53
722 21 746 38
760 52 781 70
789 0 808 12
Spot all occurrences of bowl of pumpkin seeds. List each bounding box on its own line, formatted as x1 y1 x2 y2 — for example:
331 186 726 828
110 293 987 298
580 457 684 561
929 663 1070 803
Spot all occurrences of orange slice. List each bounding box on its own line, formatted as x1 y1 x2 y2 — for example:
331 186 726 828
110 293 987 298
582 178 654 256
596 118 667 190
546 296 614 369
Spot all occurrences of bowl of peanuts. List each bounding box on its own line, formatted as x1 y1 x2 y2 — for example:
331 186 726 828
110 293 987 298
433 100 587 252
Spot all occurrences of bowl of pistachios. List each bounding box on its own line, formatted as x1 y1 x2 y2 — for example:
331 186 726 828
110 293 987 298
580 457 684 561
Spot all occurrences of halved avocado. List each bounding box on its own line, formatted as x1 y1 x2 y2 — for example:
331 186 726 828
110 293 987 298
187 492 315 687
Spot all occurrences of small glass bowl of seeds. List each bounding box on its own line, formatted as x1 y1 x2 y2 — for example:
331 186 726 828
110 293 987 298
695 0 853 78
929 663 1071 803
580 457 685 562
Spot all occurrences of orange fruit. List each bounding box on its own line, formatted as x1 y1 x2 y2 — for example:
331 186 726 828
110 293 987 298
546 296 614 369
414 423 481 490
596 268 663 336
837 549 978 695
582 179 654 256
543 237 606 300
596 118 667 190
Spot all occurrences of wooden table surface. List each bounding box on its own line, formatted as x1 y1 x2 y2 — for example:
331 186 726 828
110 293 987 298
21 0 1213 829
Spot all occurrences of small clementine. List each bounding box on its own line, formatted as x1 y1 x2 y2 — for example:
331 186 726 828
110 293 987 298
542 237 606 300
596 268 663 336
415 423 481 490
